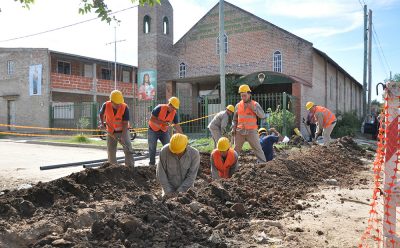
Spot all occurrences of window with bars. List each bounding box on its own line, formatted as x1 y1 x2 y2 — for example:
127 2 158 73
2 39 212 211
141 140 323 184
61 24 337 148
101 68 111 80
273 51 282 73
179 63 186 78
57 61 71 74
122 70 130 82
7 60 14 75
216 34 228 55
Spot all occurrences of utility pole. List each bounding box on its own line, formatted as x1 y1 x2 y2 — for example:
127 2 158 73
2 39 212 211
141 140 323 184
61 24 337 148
362 5 368 118
106 27 126 90
367 9 372 114
219 0 226 109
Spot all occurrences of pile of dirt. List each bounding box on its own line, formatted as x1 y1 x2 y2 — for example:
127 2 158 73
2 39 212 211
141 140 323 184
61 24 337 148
0 137 367 247
194 136 366 222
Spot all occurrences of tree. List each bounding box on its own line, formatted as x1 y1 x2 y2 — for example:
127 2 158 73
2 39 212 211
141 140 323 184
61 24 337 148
13 0 160 23
385 73 400 82
392 73 400 82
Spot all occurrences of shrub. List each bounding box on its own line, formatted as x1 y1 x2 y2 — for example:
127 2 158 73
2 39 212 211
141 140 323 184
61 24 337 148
331 111 361 138
266 105 296 135
72 134 90 143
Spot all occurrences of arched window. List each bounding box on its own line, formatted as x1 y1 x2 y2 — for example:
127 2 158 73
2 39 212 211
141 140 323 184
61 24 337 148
179 63 186 78
216 34 228 55
273 51 282 72
143 15 151 34
163 17 169 35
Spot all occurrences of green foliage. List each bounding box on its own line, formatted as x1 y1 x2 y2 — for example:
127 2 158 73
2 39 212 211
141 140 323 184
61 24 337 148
331 111 361 138
225 74 240 96
78 0 161 24
384 73 400 82
72 134 90 143
266 106 295 135
77 117 90 130
15 0 161 24
14 0 35 9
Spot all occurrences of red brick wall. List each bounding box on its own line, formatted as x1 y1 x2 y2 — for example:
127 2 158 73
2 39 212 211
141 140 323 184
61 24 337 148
173 3 313 84
51 73 92 91
97 79 136 97
51 73 137 97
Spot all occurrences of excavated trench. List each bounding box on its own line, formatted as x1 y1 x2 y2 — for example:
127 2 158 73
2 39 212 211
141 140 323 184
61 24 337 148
0 137 368 247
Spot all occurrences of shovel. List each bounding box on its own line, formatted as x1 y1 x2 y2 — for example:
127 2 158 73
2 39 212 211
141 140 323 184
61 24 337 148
294 128 306 142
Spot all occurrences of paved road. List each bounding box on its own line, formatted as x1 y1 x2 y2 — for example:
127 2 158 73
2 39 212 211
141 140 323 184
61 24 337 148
0 139 149 191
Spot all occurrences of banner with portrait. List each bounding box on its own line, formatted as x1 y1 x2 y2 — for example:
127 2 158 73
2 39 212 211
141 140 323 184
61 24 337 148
29 64 42 96
137 69 157 100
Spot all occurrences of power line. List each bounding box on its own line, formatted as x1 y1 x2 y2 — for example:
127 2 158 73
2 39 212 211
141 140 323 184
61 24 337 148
372 23 391 73
372 35 389 79
0 6 137 43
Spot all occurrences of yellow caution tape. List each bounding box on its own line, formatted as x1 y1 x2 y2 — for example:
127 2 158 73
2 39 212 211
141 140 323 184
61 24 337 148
0 131 105 138
0 112 218 137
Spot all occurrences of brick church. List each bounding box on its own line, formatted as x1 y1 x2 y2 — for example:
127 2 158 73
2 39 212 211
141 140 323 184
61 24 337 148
138 0 363 126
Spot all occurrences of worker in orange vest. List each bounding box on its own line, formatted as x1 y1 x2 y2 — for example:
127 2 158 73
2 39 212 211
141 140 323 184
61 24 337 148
232 84 267 163
210 137 239 179
148 97 183 166
99 90 135 167
306 101 337 145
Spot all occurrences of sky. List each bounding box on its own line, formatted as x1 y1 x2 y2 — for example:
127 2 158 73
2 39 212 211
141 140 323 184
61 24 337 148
1 0 398 101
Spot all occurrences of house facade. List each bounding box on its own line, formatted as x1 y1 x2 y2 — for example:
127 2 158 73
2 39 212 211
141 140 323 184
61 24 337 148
0 48 137 130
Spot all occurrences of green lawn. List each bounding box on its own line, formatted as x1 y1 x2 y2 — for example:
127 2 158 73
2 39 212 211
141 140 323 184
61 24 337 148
189 137 252 153
40 135 286 153
41 135 162 150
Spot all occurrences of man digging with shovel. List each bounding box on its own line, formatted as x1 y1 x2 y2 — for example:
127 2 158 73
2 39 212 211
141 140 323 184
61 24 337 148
99 90 135 168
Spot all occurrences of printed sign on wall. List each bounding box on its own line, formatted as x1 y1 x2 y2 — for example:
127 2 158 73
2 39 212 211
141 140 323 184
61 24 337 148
29 64 42 96
137 69 157 100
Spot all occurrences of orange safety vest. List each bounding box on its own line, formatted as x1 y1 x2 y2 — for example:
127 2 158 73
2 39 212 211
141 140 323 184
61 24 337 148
314 106 336 128
148 104 176 132
211 148 236 178
237 100 258 130
104 101 127 133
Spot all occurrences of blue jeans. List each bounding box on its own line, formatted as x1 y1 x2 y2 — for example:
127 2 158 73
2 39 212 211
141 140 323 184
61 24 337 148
148 128 170 165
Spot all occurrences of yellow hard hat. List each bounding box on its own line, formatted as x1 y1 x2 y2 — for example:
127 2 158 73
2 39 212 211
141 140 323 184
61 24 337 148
258 127 267 135
110 90 124 104
217 137 230 151
226 105 235 113
169 133 188 154
238 84 251 93
305 101 314 110
168 97 180 109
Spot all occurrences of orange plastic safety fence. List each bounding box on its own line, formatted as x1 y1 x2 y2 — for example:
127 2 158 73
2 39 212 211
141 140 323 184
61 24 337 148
359 88 400 247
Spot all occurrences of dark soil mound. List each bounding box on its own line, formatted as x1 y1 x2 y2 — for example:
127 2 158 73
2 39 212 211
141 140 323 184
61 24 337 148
0 136 367 247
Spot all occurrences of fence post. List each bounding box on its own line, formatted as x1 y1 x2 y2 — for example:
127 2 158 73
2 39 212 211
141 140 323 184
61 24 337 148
205 95 209 138
91 102 98 129
49 104 54 132
282 92 287 137
382 81 400 247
